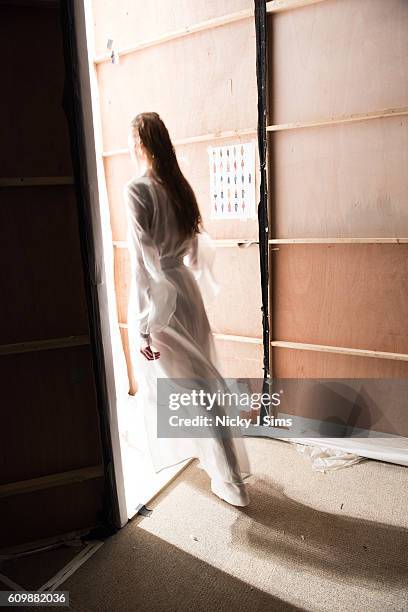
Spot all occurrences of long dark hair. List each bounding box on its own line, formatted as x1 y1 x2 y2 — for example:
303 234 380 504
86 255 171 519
131 112 201 238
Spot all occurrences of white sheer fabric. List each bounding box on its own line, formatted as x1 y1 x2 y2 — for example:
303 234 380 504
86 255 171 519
124 174 250 506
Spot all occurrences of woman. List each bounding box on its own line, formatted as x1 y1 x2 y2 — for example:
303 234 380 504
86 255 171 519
124 112 250 507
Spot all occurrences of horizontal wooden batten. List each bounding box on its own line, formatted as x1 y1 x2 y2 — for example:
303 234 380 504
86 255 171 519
269 238 408 244
0 177 74 187
119 323 262 345
218 239 259 248
102 147 129 158
102 128 257 158
93 2 329 66
267 106 408 133
103 107 408 160
169 128 256 147
266 0 328 13
213 333 263 345
0 335 90 356
113 239 258 249
0 466 104 499
94 0 329 66
272 340 408 362
94 9 253 64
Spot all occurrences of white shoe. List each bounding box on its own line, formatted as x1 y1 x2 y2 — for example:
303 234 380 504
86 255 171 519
211 479 249 507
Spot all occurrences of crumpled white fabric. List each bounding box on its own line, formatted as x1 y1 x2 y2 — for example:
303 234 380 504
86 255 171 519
295 443 365 472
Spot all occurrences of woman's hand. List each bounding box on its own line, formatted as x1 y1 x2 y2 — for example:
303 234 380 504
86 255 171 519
140 344 160 361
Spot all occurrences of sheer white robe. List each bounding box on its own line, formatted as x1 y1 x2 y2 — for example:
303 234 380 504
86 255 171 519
124 174 250 506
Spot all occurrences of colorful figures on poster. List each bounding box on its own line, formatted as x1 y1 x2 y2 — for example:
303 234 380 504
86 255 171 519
209 142 255 220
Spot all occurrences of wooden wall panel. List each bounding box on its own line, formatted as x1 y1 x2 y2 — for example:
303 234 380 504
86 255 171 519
0 186 89 344
272 116 408 238
1 478 104 549
119 327 137 395
269 0 408 125
272 244 408 354
273 348 408 438
214 338 263 378
113 247 130 326
0 346 102 484
267 0 408 449
96 19 256 151
0 5 72 177
273 347 408 378
207 246 262 337
103 156 131 242
92 0 252 59
278 379 407 438
1 3 107 546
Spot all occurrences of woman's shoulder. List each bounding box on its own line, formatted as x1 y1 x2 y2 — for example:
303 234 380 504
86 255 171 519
124 176 156 212
124 175 153 196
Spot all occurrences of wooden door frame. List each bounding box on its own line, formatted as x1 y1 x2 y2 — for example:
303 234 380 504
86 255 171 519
60 0 127 530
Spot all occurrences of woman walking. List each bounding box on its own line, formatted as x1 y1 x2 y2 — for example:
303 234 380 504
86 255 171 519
125 112 249 507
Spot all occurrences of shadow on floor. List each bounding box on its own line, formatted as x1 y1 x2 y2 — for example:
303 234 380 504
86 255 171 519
61 524 302 612
227 475 408 590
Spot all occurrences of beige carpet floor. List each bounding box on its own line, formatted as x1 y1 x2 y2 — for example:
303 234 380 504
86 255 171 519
63 438 408 612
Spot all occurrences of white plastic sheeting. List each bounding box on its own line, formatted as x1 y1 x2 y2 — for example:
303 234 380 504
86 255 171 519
294 443 365 472
291 437 408 470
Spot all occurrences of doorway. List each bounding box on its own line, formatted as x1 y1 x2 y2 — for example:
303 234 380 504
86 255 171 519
78 0 263 519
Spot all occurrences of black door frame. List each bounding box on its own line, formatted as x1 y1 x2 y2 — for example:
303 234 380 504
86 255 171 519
255 1 271 418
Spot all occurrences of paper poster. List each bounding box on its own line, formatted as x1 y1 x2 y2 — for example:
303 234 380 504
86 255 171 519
209 142 256 220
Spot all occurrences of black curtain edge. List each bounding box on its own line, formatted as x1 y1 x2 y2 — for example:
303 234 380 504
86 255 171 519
254 0 271 419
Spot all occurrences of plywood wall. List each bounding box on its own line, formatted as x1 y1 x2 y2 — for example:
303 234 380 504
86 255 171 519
272 244 408 353
267 0 408 435
92 0 263 392
272 117 408 238
0 3 105 548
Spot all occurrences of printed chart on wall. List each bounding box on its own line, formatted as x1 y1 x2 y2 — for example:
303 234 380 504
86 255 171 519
209 142 256 220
